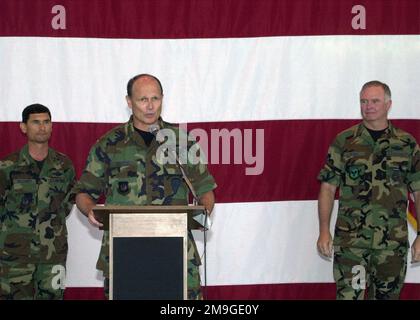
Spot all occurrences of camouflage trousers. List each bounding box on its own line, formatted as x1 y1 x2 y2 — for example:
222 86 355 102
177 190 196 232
103 258 203 300
0 261 66 300
333 245 408 300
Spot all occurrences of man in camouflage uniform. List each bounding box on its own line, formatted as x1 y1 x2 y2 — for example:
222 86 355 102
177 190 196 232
73 74 216 299
317 81 420 299
0 104 76 300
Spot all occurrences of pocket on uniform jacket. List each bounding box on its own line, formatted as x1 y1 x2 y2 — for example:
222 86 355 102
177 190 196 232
10 179 37 209
110 176 138 198
336 207 363 233
344 164 365 186
47 177 66 193
109 161 139 178
163 164 184 196
386 149 410 186
386 162 409 186
387 216 408 243
45 177 68 210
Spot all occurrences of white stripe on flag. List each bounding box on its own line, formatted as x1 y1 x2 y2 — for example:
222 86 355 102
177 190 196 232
1 35 420 123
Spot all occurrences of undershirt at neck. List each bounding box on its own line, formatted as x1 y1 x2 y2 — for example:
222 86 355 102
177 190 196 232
365 126 388 142
134 127 155 147
35 159 45 172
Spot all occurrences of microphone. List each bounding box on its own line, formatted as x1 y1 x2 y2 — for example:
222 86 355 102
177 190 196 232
149 123 210 230
148 124 164 143
149 122 210 295
148 124 160 135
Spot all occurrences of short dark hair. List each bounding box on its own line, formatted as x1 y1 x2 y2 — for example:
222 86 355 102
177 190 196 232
126 74 163 97
360 80 391 101
22 104 51 123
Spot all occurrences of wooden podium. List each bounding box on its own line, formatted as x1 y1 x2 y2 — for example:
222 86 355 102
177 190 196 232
92 205 205 300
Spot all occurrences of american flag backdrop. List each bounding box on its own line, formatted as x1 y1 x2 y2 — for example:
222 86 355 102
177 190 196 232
0 0 420 299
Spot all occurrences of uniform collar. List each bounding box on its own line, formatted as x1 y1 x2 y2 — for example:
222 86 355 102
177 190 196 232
355 121 397 140
125 115 167 146
18 144 56 172
20 144 48 163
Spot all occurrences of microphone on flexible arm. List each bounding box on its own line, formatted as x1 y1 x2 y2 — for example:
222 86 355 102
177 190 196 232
148 124 162 142
148 123 211 299
148 123 201 210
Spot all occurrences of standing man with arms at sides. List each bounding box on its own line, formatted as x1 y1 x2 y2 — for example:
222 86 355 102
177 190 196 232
73 74 216 299
317 81 420 299
0 104 76 300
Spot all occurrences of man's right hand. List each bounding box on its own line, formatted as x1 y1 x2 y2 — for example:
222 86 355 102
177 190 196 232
317 231 333 258
88 210 103 228
76 193 103 228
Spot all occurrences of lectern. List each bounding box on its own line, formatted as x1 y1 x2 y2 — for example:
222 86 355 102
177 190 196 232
92 205 205 300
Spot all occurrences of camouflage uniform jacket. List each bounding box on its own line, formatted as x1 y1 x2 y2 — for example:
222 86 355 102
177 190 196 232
0 145 76 263
318 122 420 250
73 116 217 275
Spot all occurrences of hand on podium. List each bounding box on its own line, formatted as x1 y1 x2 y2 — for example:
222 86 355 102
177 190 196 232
88 210 103 228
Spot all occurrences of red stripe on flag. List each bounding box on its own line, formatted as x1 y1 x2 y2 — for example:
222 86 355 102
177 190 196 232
409 196 417 219
1 0 420 39
2 120 420 203
63 283 420 300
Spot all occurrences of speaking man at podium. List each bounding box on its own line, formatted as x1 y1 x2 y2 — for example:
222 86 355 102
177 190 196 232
73 74 216 299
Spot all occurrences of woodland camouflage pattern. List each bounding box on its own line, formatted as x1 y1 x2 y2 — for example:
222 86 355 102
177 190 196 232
318 122 420 250
73 116 216 299
0 262 66 300
0 145 75 264
333 245 408 300
319 122 420 299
